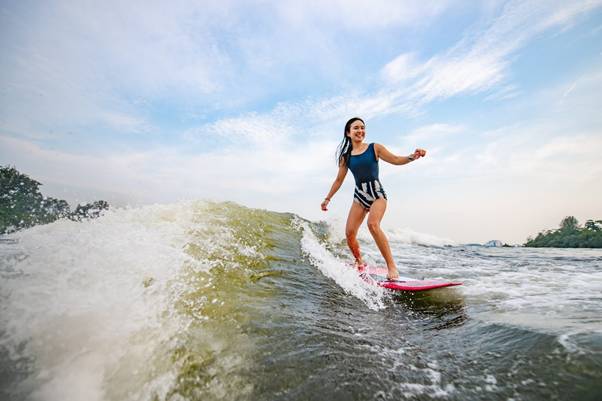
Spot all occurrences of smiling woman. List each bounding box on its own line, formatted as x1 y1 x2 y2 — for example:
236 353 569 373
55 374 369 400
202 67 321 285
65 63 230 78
321 117 426 280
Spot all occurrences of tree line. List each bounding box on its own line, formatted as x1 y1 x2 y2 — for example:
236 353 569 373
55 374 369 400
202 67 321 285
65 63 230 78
1 166 109 234
525 216 602 248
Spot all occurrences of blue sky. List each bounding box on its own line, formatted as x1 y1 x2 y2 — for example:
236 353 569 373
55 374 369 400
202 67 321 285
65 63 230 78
1 0 601 243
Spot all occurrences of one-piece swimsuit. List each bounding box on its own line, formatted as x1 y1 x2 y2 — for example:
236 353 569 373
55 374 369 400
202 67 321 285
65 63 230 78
347 143 387 209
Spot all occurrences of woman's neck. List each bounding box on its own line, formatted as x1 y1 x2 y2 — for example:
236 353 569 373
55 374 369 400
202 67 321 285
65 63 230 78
351 140 365 150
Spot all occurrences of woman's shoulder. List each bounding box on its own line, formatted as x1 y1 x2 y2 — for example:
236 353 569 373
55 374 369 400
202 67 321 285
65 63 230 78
372 143 384 159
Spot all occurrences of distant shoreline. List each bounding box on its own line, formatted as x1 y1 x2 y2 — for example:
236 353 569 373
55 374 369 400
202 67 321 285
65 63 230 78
523 216 602 248
1 165 110 234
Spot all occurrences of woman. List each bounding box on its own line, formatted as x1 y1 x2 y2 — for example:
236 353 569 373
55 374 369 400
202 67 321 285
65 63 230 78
321 117 426 280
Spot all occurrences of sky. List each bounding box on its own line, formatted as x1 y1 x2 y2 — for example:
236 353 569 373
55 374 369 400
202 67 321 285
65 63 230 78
1 0 601 244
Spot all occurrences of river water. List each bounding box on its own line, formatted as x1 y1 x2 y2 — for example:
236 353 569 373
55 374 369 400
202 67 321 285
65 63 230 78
1 201 601 400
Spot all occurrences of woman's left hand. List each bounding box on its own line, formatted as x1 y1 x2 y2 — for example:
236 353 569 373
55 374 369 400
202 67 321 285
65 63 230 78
413 148 427 159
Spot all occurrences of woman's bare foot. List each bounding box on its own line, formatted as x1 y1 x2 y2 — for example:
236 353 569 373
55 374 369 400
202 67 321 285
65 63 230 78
354 259 367 271
386 267 399 281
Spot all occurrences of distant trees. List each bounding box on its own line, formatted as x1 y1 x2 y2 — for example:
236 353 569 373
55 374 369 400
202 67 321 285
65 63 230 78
70 200 110 221
525 216 602 248
559 216 579 232
0 166 109 234
584 219 602 232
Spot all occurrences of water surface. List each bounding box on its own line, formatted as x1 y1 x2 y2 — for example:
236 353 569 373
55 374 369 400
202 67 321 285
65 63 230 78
1 202 601 400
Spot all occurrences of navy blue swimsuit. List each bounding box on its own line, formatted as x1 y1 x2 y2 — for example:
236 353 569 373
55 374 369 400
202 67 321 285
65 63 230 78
347 143 387 209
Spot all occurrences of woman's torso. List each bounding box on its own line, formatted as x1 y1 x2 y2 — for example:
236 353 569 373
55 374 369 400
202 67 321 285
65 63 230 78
347 143 379 185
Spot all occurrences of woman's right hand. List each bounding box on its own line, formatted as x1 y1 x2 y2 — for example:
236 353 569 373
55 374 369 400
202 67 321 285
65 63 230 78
321 198 330 211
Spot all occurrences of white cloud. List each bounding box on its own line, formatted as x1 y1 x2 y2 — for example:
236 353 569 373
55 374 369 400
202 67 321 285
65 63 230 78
538 0 602 30
0 0 455 139
376 67 602 242
0 2 225 140
413 53 508 101
0 131 341 213
484 84 521 102
5 0 598 145
378 0 602 107
276 0 453 29
403 123 465 143
185 114 292 147
181 100 316 147
270 0 602 129
49 0 230 94
502 69 601 170
381 53 424 84
98 112 151 134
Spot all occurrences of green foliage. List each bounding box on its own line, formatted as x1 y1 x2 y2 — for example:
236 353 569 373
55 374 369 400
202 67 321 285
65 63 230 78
69 200 109 221
524 216 602 248
584 219 602 232
1 166 45 233
560 216 579 232
1 165 110 234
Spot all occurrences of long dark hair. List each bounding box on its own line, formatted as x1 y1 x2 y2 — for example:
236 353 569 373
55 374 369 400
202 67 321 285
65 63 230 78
336 117 364 166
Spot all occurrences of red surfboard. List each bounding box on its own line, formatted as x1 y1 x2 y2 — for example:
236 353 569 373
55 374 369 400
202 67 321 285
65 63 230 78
358 265 462 292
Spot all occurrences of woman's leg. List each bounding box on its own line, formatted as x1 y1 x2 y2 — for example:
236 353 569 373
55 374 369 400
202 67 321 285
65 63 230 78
366 198 399 279
346 201 368 267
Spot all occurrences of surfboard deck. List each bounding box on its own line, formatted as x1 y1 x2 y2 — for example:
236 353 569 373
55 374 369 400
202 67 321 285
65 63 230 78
357 265 462 292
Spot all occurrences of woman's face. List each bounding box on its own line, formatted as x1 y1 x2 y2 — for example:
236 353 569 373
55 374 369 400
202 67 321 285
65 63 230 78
346 120 365 142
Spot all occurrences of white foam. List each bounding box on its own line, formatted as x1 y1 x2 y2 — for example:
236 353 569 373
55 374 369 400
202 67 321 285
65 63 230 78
397 377 455 398
326 222 602 337
323 217 456 247
294 218 385 310
457 258 602 333
484 374 498 390
0 201 208 401
385 227 457 247
556 331 591 355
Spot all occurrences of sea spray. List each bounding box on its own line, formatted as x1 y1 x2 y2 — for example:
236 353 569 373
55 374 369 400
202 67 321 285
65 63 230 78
295 217 386 310
0 201 281 400
0 202 201 401
322 216 456 248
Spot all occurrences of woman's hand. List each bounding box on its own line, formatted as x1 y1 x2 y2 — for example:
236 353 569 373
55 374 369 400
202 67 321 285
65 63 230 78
321 198 330 211
412 148 427 160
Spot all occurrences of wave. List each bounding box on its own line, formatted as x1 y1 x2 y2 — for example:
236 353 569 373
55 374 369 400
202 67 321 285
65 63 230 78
0 201 388 400
1 202 203 400
2 201 600 401
0 201 288 400
295 217 385 310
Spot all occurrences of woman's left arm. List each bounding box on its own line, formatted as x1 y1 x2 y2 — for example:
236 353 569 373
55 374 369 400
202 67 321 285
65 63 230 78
374 143 426 165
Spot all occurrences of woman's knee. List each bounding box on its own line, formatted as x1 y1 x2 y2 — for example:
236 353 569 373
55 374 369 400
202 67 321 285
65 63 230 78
367 219 380 234
345 227 358 239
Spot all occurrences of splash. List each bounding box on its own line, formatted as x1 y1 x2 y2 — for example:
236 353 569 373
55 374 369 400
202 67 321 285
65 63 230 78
0 202 204 401
323 216 456 247
294 218 385 310
0 201 267 401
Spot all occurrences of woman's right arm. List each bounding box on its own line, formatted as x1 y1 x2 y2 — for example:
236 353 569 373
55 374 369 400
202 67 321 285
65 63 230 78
321 162 348 211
